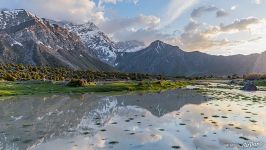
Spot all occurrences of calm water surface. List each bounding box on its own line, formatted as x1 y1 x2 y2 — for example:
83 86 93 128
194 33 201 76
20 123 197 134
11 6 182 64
0 86 265 150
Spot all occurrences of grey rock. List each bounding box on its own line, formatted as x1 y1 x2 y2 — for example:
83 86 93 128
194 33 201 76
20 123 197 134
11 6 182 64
241 81 257 91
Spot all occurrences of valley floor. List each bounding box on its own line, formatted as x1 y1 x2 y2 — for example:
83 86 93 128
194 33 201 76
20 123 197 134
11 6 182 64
0 80 190 97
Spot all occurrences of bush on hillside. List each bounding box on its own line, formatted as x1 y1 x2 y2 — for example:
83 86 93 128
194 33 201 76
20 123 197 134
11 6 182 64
4 74 16 81
67 79 87 87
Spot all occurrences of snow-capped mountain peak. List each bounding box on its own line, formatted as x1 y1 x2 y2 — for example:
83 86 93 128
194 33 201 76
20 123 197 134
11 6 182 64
0 9 113 71
0 9 34 30
65 22 118 65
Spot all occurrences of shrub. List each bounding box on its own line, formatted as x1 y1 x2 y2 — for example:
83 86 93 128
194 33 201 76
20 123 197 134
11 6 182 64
67 79 87 87
4 74 16 81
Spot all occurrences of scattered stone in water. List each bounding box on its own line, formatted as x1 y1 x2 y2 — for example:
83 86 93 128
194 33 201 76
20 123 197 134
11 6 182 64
111 122 118 124
100 129 107 132
12 138 21 142
211 121 217 124
179 123 186 126
249 120 257 123
22 123 33 128
171 146 181 149
22 139 33 143
241 81 257 91
159 129 165 131
109 141 119 145
95 123 101 126
239 136 249 141
83 132 89 135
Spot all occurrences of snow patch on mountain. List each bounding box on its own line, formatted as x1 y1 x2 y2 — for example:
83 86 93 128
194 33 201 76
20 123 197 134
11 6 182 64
0 9 35 30
65 22 118 65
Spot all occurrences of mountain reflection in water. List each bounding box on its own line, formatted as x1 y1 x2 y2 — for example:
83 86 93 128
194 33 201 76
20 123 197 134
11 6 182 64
0 88 265 150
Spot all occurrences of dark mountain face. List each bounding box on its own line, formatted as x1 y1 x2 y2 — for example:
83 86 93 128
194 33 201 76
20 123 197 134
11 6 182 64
115 40 262 76
0 9 114 71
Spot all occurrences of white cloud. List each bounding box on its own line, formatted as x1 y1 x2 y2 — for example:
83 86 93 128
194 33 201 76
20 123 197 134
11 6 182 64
112 28 170 44
216 9 229 18
191 6 229 19
98 0 139 6
191 5 218 18
168 17 266 51
230 5 238 10
255 0 263 4
100 15 161 34
161 0 198 28
0 0 105 24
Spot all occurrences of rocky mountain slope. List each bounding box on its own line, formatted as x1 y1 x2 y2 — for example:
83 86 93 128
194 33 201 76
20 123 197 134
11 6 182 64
64 22 117 65
116 40 263 76
58 21 145 65
0 9 114 71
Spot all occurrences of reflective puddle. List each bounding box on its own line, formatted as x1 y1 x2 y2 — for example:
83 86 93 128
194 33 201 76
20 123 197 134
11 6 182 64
0 86 265 150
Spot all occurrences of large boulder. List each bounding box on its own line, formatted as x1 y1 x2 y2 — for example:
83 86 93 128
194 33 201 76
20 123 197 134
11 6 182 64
241 81 257 91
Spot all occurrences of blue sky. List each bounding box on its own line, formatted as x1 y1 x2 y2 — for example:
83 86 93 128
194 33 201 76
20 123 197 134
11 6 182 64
1 0 266 55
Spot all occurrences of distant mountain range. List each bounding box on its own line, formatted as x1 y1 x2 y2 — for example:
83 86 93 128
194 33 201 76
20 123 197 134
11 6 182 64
116 40 266 76
1 9 266 76
50 20 145 65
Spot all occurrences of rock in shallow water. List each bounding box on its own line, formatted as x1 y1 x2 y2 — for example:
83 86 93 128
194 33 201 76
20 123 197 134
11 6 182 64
241 81 257 91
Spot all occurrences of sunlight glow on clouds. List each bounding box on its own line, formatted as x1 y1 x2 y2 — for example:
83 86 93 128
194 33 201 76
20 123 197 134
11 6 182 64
1 0 266 55
255 0 263 4
100 15 160 34
161 0 198 28
168 17 266 52
0 0 105 24
191 6 229 18
98 0 139 6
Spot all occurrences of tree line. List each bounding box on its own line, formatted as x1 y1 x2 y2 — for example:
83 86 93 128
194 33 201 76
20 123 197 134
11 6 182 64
0 64 165 81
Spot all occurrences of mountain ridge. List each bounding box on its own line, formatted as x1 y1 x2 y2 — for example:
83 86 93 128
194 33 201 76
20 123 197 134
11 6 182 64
0 9 114 71
116 40 265 76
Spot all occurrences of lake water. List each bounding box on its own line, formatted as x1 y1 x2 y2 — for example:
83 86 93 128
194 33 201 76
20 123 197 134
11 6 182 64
0 85 265 150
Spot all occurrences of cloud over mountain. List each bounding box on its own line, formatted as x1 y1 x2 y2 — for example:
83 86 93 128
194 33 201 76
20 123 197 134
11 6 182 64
100 15 160 34
0 0 105 24
169 17 266 51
